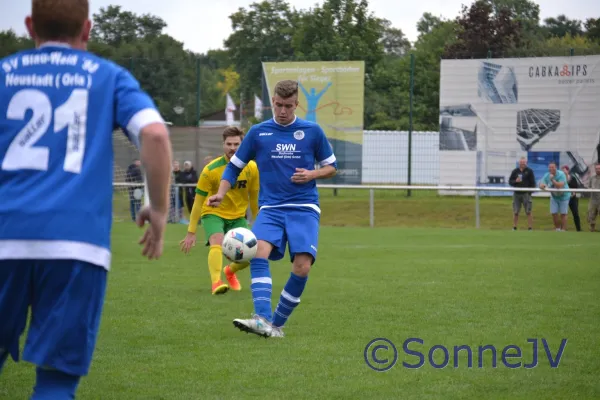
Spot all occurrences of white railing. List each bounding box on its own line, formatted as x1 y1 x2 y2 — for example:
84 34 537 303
114 182 600 228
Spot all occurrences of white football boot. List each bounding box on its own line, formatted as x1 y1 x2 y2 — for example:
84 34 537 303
233 315 272 338
270 326 285 338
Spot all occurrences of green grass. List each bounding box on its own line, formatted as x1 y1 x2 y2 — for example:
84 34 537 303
114 187 594 231
2 222 599 399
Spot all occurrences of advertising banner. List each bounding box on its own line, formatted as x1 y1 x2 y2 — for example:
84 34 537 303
438 56 600 196
262 61 365 184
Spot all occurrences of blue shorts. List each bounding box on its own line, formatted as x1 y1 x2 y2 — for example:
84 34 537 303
550 197 569 214
0 259 107 377
252 206 320 264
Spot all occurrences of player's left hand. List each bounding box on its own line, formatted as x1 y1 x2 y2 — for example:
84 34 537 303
291 168 316 184
179 232 196 254
136 206 167 260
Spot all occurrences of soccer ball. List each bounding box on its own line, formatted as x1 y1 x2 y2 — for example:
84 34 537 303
222 227 258 262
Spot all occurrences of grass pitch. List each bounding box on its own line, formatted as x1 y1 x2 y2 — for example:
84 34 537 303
2 220 599 399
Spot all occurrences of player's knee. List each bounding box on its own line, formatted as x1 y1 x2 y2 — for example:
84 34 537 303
255 240 273 259
209 233 224 246
292 253 313 277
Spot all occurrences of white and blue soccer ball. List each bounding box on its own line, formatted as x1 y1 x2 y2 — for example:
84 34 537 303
222 227 258 262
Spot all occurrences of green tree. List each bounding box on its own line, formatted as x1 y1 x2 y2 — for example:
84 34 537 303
483 0 543 46
90 5 167 46
224 0 299 100
536 33 600 56
88 6 227 125
292 0 386 71
381 19 412 57
0 30 33 58
543 15 584 39
416 12 443 37
584 18 600 43
443 0 522 58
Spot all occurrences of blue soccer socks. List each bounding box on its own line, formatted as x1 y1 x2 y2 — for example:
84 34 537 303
249 258 273 322
0 348 8 374
31 367 81 400
272 273 308 328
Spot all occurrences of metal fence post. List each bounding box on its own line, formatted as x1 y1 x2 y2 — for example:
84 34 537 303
369 189 374 227
407 53 414 197
196 57 201 127
175 186 180 223
475 189 480 229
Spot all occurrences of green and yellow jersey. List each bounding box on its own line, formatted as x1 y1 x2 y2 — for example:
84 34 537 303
187 155 259 233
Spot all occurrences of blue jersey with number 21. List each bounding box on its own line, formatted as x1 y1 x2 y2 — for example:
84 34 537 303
0 43 164 270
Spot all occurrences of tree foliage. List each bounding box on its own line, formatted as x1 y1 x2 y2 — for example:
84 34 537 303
0 0 598 132
543 14 584 39
443 0 522 58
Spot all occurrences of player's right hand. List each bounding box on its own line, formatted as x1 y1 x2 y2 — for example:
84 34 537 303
207 194 223 207
136 206 167 260
179 232 196 254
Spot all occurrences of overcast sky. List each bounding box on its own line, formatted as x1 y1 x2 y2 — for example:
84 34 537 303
1 0 599 54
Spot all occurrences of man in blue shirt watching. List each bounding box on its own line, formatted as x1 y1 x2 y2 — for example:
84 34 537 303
207 79 337 338
539 161 571 231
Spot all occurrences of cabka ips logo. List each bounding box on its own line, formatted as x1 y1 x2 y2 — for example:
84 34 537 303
528 63 594 84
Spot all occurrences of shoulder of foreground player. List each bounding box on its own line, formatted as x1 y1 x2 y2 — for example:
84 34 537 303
0 48 34 65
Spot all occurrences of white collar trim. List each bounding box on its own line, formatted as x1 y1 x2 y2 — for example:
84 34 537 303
273 115 297 127
39 42 72 49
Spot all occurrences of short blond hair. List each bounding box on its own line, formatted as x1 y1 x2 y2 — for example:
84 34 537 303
32 0 89 41
274 80 298 98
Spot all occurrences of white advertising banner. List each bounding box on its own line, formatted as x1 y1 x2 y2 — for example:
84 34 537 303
438 56 600 196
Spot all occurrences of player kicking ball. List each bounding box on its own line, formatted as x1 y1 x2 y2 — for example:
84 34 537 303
180 127 259 295
207 80 337 338
0 0 172 397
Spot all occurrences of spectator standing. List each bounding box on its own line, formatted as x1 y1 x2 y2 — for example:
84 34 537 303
508 157 536 230
587 164 600 232
126 159 144 221
539 161 570 231
562 165 581 231
181 161 199 213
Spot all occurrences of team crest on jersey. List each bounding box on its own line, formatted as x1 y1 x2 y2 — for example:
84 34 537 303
294 130 305 140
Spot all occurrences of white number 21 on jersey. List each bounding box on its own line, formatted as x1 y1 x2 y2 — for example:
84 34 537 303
1 88 88 174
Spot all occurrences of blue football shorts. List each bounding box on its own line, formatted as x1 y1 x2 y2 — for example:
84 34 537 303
252 206 320 264
0 259 107 377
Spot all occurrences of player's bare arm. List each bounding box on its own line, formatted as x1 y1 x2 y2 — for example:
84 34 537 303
136 122 172 260
180 193 206 254
180 167 211 254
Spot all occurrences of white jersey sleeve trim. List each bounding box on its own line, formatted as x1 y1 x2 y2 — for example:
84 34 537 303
231 155 247 169
319 154 336 167
126 108 165 139
0 240 112 270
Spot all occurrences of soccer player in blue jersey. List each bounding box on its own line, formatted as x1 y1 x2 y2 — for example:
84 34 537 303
207 80 337 338
0 0 172 397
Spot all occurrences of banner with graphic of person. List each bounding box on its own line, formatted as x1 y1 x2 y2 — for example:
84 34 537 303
261 61 365 184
